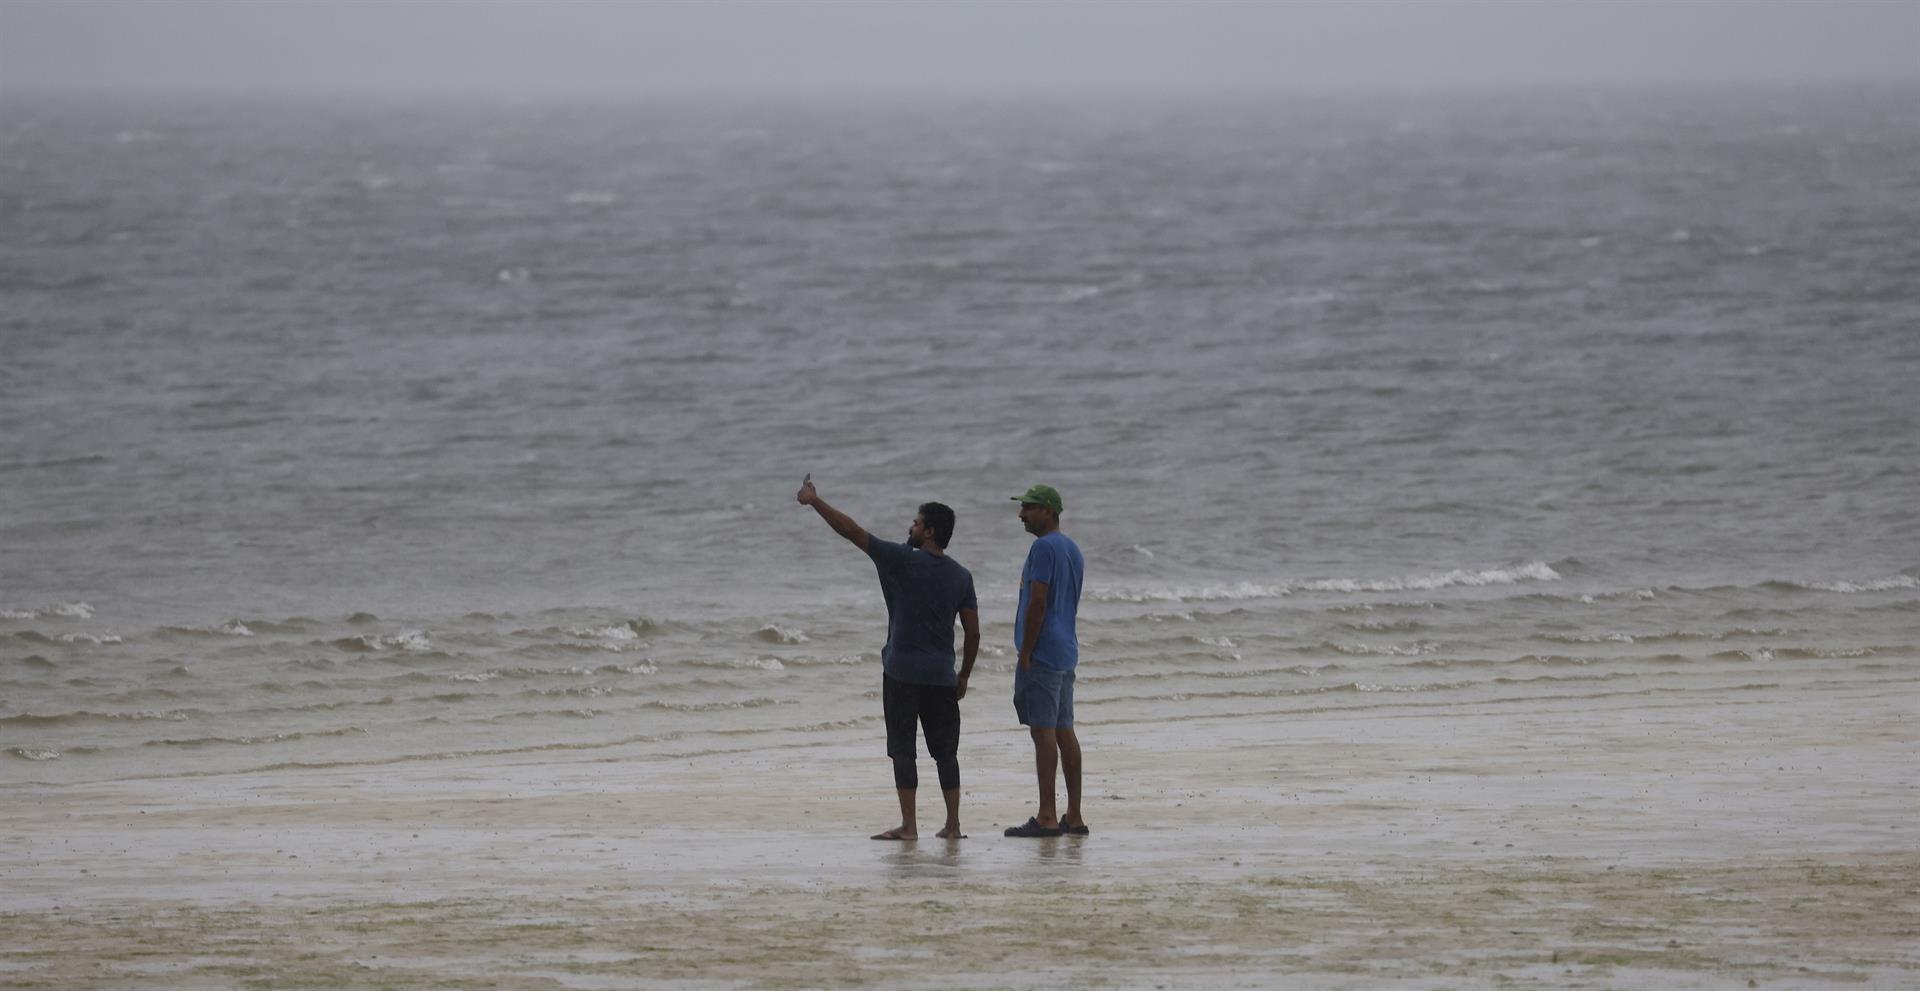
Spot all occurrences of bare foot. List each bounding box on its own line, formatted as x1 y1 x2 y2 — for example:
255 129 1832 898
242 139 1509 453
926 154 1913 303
871 827 916 841
934 825 966 839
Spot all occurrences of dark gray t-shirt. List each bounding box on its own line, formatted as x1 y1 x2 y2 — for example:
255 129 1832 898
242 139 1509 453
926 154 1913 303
865 538 977 687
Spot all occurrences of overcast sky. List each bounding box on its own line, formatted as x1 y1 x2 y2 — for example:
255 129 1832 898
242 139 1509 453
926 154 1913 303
3 0 1917 97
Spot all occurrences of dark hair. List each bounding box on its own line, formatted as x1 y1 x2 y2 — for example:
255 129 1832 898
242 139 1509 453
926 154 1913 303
918 501 956 549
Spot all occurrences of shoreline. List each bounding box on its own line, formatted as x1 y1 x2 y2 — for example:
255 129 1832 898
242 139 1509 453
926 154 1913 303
4 682 1915 988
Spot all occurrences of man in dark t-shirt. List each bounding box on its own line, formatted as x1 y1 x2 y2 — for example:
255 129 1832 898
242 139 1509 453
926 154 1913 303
797 474 980 840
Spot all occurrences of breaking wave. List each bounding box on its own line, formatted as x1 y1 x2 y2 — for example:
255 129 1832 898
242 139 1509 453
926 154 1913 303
1090 562 1561 603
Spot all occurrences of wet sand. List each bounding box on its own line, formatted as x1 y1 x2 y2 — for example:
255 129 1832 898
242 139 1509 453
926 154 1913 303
4 684 1915 989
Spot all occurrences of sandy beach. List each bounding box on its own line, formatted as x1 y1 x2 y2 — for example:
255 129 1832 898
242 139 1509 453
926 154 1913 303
5 675 1913 990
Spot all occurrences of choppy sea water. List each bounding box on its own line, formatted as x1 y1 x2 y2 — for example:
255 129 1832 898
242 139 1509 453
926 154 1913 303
3 87 1915 784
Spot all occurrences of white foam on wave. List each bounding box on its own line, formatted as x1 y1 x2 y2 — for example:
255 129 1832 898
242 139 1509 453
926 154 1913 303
376 630 432 651
9 747 62 761
1540 632 1637 644
755 625 809 645
1092 563 1560 603
1325 640 1441 657
1090 582 1290 603
1300 562 1562 593
571 625 639 641
1791 576 1919 594
450 664 598 682
564 626 646 651
58 632 123 645
175 621 254 637
2 602 96 620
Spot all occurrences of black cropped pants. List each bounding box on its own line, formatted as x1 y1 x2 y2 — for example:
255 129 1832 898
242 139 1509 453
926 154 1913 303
882 674 960 791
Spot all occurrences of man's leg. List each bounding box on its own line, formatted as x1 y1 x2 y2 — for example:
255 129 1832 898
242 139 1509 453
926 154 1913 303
876 676 918 840
1057 671 1083 829
921 683 965 839
1029 725 1058 827
1057 726 1083 828
938 786 961 838
892 787 917 837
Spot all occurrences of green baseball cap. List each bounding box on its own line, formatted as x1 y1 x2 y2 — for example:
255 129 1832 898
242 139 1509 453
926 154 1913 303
1011 484 1063 513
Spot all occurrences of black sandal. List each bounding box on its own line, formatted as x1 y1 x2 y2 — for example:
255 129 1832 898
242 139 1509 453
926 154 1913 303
1004 817 1063 837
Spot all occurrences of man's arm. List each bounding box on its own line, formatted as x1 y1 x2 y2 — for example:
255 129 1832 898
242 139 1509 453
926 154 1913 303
795 474 869 553
956 607 980 700
1017 580 1048 672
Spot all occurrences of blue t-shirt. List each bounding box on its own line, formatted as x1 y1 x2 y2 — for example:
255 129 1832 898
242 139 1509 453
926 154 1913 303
1014 530 1084 671
865 538 978 687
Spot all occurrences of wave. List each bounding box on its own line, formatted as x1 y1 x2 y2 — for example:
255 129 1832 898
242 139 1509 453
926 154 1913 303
1300 563 1562 593
1091 679 1481 707
532 640 648 655
0 602 95 620
1089 563 1560 603
329 630 433 652
0 709 199 727
144 726 368 748
449 665 586 683
1534 632 1638 645
1533 627 1792 645
1318 640 1442 657
1088 582 1290 603
685 656 787 671
1340 620 1430 633
49 631 123 645
568 625 642 642
1489 672 1639 686
1095 663 1342 686
1773 646 1889 659
754 624 809 644
160 621 256 638
1764 575 1920 594
772 653 869 668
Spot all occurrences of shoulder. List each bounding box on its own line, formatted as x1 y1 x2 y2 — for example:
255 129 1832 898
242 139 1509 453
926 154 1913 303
866 537 910 564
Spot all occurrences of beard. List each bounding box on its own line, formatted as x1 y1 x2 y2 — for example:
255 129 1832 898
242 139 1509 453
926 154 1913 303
907 533 924 549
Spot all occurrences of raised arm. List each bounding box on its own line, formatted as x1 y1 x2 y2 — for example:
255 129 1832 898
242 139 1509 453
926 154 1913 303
956 607 980 700
795 474 870 553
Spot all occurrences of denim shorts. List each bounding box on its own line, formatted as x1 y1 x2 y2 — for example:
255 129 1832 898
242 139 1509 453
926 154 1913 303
1013 665 1074 729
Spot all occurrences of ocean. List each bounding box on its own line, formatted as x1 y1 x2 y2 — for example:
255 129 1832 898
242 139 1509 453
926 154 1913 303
3 85 1916 788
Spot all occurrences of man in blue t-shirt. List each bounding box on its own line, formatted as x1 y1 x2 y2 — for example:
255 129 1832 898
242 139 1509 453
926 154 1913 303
797 474 980 841
1004 483 1089 838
